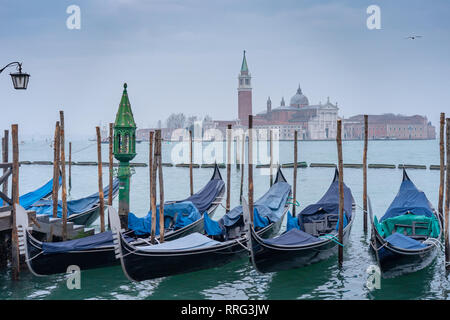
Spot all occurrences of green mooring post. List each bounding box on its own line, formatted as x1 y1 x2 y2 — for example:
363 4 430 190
113 83 137 230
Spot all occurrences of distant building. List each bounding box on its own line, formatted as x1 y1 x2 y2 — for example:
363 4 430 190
342 114 436 140
214 51 339 140
253 91 339 140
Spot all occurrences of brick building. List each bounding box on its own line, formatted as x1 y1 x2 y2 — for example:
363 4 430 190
342 114 436 140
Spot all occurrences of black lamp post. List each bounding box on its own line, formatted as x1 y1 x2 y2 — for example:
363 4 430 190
0 62 30 90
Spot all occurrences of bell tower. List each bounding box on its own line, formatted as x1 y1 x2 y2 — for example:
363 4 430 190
238 50 252 126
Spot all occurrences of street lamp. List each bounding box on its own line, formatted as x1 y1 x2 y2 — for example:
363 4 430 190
0 62 30 90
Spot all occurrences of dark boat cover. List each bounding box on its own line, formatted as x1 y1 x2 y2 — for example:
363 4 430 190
128 201 201 235
42 231 114 254
180 178 225 213
379 176 434 222
385 232 426 250
299 176 354 224
0 177 61 210
263 228 320 246
29 179 119 217
222 181 291 227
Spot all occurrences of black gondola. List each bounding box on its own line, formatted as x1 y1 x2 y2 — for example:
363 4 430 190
111 168 291 282
244 169 355 273
369 169 442 278
17 165 225 276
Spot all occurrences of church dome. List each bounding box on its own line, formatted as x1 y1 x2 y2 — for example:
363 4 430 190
290 85 309 107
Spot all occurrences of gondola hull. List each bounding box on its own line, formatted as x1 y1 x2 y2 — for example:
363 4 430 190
23 187 224 276
249 218 353 273
118 216 284 282
369 229 438 278
25 232 117 275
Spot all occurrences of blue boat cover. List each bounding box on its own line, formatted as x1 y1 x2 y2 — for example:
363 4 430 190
286 211 301 232
299 176 354 225
385 232 427 250
263 228 320 246
222 181 291 227
29 179 119 217
254 207 270 228
139 232 220 251
0 177 61 210
203 213 224 236
180 178 225 213
380 177 434 222
42 231 114 254
128 201 201 235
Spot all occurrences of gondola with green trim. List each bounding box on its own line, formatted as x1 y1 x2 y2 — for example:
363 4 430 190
369 169 442 278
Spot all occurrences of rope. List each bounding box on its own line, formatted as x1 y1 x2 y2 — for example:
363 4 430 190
26 250 44 262
235 237 250 252
319 233 344 247
423 237 443 250
374 241 388 251
287 197 300 207
355 203 369 215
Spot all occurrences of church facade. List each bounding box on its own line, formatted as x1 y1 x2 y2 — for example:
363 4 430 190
214 51 339 140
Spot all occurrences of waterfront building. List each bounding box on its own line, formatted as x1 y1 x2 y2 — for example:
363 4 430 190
342 114 436 140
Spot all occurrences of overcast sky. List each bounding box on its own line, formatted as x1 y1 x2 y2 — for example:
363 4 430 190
1 0 449 139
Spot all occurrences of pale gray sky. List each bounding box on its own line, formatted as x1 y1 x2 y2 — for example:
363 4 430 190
1 0 449 139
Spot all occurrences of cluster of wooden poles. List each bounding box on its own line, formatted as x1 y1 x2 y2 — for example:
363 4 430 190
3 112 118 280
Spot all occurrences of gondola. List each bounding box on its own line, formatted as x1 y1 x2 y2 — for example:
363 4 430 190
244 168 355 273
17 164 225 276
111 168 291 282
28 178 120 226
369 169 442 278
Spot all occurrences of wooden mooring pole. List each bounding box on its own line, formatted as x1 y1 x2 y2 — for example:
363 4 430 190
239 133 245 204
270 129 273 187
189 130 193 196
2 130 8 195
150 130 158 244
156 130 165 242
236 135 240 170
96 127 105 232
52 122 60 219
363 114 368 233
149 131 154 209
226 124 232 212
68 142 72 191
337 119 344 266
59 111 68 241
248 115 254 223
0 130 8 269
439 113 445 217
11 124 20 280
445 118 450 270
293 131 298 217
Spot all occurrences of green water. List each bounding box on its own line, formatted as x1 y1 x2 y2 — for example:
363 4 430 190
1 139 449 300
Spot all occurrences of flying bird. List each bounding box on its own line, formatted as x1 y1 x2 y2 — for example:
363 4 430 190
405 35 423 40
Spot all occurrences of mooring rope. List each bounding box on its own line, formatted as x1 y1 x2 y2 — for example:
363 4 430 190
319 233 344 247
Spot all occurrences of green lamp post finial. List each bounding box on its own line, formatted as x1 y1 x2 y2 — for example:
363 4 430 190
113 82 137 229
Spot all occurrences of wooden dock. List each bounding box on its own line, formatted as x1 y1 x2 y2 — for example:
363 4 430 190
0 209 94 239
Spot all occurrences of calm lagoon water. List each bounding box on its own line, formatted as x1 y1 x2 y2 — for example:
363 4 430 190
1 138 449 300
